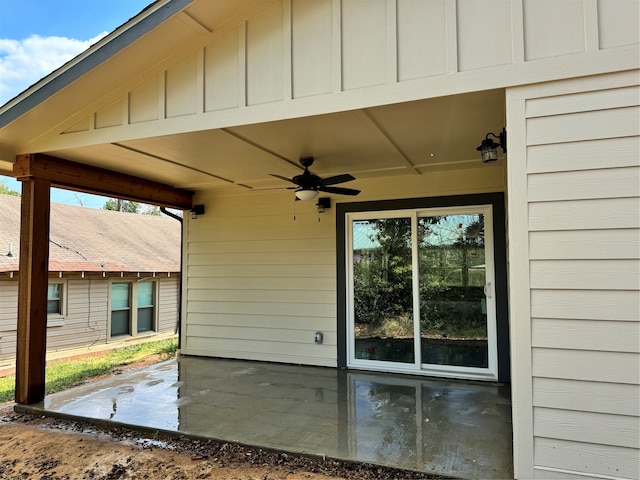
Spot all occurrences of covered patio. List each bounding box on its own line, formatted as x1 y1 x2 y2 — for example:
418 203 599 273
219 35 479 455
4 1 636 478
17 356 513 479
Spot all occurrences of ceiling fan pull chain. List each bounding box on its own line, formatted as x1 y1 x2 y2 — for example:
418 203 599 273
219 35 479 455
293 195 296 221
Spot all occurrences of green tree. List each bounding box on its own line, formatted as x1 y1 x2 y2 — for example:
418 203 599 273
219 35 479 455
0 180 20 196
353 218 414 328
103 198 140 213
103 199 166 216
141 205 161 216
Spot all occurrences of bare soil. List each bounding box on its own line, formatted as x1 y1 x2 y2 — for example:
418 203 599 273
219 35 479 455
0 357 445 480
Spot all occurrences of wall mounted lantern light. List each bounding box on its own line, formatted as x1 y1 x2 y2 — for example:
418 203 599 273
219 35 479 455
294 188 319 201
476 127 507 163
190 204 205 219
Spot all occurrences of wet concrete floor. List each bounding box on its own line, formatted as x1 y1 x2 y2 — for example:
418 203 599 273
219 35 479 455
29 356 513 479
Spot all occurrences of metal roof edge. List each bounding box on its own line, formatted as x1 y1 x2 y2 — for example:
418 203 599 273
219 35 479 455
0 0 193 129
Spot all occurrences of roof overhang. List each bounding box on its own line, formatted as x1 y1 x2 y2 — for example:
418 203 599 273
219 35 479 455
0 0 507 197
14 153 193 209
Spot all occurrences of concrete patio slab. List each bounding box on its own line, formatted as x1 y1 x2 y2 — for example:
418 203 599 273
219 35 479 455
22 356 513 479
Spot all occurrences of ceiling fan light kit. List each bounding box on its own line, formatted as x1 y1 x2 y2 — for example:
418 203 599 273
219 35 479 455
270 157 361 201
295 189 319 201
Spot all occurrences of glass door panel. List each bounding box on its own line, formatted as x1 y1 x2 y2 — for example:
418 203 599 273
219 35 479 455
352 218 414 364
418 213 488 368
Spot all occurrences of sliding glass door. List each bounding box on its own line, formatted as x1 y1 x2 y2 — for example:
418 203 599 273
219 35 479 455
348 206 497 379
352 216 415 364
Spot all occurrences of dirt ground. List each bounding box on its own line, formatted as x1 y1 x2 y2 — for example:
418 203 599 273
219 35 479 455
0 358 445 480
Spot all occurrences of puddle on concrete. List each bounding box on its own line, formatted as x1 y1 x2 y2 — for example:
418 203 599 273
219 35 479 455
43 357 513 479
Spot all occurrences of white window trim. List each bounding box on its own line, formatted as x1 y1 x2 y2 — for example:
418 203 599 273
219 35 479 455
345 205 498 381
47 279 67 327
108 279 159 341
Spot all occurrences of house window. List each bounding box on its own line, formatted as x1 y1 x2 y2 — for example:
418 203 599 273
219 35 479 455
111 282 131 336
47 280 67 326
110 281 157 338
47 283 62 314
137 282 155 333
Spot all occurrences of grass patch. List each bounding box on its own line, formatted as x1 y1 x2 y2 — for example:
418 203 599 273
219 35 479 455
0 338 177 404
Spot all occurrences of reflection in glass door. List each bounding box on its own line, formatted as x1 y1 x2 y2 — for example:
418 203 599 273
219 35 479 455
348 206 497 379
418 213 490 369
352 217 414 364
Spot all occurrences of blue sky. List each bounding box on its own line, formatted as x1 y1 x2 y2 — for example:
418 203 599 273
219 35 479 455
0 0 152 208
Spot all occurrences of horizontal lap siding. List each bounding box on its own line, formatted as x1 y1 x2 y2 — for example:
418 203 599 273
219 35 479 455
184 193 339 367
183 168 504 367
1 276 179 363
46 278 109 352
523 77 640 479
0 280 17 330
158 277 179 333
0 279 17 361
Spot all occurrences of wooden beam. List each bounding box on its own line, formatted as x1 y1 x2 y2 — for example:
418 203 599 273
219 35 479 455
14 153 194 210
15 177 51 405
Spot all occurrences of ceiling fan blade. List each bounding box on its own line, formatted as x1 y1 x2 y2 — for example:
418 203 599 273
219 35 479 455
319 186 361 196
250 186 297 191
269 174 300 185
320 173 355 186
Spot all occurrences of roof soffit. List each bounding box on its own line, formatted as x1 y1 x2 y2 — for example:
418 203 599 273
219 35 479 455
0 1 287 158
0 0 508 195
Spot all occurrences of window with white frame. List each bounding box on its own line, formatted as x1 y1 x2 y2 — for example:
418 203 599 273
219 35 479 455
47 280 67 326
111 282 131 336
137 281 155 333
110 280 157 338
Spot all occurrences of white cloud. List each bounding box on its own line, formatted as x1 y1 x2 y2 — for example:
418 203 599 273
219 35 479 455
0 33 107 105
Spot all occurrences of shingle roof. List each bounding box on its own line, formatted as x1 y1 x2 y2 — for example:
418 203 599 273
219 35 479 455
0 194 181 273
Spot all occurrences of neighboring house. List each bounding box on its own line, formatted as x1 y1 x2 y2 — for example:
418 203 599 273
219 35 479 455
0 194 181 364
0 1 638 479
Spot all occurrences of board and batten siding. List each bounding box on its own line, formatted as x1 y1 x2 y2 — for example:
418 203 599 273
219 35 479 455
507 70 640 480
40 0 639 154
182 165 504 367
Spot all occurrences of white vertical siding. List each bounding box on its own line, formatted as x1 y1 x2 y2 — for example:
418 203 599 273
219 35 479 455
165 55 198 118
51 0 639 148
457 0 512 70
598 0 640 50
204 29 240 112
246 3 285 105
523 0 587 60
396 0 448 80
291 0 333 97
507 71 640 479
341 0 388 89
183 166 504 367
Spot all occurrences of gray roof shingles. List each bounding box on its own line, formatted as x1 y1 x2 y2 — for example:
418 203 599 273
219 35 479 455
0 194 180 273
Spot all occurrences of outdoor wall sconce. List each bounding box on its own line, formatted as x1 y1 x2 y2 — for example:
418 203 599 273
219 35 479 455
190 204 205 219
295 188 318 201
476 127 507 163
316 197 330 214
